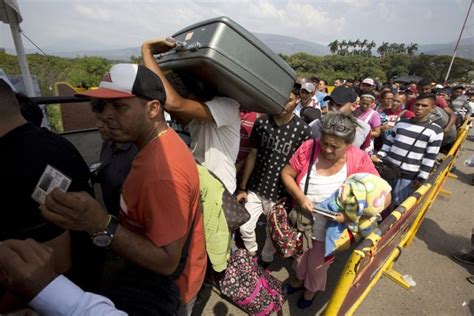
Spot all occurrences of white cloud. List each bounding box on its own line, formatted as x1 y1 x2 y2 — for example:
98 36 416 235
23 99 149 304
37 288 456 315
0 0 470 52
330 0 371 9
74 4 113 22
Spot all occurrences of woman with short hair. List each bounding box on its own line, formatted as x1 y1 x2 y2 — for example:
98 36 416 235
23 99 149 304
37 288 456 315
281 112 379 309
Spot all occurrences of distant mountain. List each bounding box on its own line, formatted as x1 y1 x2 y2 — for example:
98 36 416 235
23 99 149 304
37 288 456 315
45 33 330 60
3 34 473 60
253 33 330 56
417 36 474 60
51 47 141 61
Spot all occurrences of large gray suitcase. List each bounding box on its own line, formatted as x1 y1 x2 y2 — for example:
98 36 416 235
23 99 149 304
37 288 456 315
156 16 296 114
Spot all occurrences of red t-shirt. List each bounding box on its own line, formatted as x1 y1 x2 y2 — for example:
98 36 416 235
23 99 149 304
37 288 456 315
406 96 448 112
120 129 206 304
237 111 259 163
384 108 415 128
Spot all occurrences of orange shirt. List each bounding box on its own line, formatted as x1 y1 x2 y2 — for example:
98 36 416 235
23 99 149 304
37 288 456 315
120 128 206 304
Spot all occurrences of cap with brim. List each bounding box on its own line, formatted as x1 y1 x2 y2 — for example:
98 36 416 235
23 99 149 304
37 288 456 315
77 88 134 99
75 63 166 103
323 85 357 104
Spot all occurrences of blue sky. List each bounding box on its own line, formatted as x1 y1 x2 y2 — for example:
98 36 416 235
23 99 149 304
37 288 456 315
1 0 473 52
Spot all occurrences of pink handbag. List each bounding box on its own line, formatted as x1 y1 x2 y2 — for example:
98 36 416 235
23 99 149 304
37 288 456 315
219 249 284 316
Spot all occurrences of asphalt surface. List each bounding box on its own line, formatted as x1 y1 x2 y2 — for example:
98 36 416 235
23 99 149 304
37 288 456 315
198 129 474 316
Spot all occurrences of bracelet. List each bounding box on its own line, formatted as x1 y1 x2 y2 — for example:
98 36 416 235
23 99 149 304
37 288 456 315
237 186 247 192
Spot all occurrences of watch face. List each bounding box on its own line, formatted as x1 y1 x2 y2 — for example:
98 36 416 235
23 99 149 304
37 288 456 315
93 234 112 247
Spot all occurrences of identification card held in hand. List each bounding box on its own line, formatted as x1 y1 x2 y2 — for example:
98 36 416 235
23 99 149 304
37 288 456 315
32 165 72 204
313 206 338 220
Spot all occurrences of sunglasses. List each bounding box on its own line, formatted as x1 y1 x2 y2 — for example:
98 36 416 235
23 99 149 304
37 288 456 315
91 99 106 113
321 122 352 133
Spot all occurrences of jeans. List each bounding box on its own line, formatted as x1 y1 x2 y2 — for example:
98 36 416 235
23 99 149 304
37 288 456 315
392 178 415 208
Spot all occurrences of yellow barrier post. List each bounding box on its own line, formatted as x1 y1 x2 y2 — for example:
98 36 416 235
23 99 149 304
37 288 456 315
323 252 363 316
322 119 471 315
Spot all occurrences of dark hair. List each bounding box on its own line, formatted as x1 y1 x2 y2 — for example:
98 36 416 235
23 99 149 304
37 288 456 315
168 71 216 102
381 90 394 99
0 79 20 116
16 93 43 127
320 79 328 85
291 82 301 96
417 78 431 88
345 78 354 84
360 91 376 98
310 76 320 83
416 93 437 102
300 107 321 124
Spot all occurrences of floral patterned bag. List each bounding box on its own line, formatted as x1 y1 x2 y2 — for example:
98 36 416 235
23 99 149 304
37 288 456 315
219 249 284 316
267 201 304 258
268 140 317 258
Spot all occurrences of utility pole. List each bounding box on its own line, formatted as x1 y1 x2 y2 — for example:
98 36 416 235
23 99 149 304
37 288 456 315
444 0 473 84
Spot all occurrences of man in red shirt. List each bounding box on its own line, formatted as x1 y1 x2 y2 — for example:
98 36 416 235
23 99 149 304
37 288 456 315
41 64 206 315
405 78 457 135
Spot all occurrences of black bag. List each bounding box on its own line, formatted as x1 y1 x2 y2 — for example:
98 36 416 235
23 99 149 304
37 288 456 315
103 264 181 316
374 160 401 186
376 123 431 185
104 215 197 316
222 189 251 231
199 163 250 231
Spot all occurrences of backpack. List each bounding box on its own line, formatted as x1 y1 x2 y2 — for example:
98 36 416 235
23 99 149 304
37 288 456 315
219 249 284 316
428 106 456 145
267 201 304 258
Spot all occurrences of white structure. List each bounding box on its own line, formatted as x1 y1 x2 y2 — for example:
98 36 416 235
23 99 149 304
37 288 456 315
1 0 35 96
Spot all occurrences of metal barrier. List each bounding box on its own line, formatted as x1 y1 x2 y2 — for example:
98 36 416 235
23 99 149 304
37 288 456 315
324 119 471 315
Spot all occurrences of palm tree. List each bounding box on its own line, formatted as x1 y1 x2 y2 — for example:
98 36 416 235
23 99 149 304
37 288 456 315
328 40 339 54
366 40 376 56
340 40 348 56
354 39 361 54
377 42 389 56
407 43 418 55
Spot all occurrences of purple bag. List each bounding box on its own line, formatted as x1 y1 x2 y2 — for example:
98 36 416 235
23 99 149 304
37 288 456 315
219 249 284 316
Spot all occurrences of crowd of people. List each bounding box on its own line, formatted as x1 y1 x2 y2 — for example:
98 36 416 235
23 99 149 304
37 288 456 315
1 37 473 315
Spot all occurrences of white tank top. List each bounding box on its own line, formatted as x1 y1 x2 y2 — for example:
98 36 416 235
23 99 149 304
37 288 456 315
299 162 347 241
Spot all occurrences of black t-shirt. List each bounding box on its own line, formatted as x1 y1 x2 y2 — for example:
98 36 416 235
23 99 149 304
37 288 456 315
0 123 92 242
248 115 312 201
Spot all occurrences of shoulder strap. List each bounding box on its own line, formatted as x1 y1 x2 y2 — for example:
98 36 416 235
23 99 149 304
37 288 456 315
363 110 376 124
398 121 431 167
170 212 197 279
303 140 317 195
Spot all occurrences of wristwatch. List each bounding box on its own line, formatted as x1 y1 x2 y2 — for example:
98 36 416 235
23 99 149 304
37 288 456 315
91 215 119 247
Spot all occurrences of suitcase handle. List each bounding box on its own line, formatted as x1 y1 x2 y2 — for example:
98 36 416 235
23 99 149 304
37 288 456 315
156 41 201 59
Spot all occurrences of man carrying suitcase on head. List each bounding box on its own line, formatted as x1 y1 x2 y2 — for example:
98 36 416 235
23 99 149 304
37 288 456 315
142 38 241 193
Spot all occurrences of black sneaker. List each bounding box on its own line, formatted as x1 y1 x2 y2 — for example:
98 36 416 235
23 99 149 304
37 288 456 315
451 251 474 265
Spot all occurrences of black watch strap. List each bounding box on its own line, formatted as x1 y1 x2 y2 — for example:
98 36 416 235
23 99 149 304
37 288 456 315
104 215 119 237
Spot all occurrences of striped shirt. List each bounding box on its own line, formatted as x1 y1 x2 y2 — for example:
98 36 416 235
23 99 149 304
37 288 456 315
378 119 443 180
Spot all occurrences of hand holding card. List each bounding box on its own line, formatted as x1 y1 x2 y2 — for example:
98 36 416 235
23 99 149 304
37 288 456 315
31 165 71 205
312 206 337 220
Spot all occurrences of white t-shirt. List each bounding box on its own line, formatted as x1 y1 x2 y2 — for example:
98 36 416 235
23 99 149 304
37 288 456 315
299 162 347 241
294 98 320 117
187 96 240 193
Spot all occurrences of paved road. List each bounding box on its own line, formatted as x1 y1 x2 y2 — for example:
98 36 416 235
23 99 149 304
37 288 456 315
198 129 474 316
